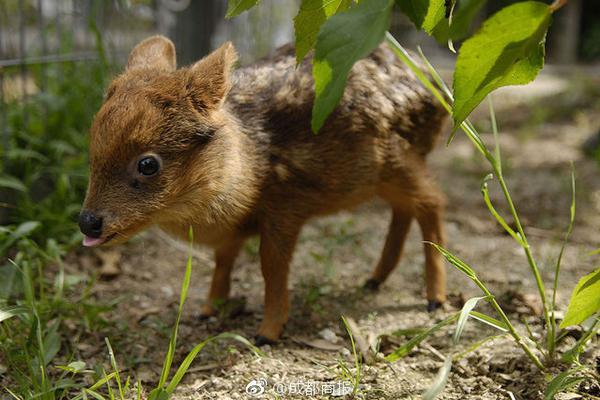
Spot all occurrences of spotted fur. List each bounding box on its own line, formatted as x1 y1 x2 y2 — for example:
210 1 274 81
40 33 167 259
82 36 449 343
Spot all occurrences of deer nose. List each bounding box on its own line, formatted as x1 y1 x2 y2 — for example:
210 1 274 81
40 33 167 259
78 210 103 238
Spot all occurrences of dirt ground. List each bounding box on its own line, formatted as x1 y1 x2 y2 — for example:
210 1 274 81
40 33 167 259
63 69 600 399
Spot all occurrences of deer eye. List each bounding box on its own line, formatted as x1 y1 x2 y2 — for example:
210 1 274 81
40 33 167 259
138 156 160 176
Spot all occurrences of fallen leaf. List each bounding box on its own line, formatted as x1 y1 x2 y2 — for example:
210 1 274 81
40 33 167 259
291 336 343 351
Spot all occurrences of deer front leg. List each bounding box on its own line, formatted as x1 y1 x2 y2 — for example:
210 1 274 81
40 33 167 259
200 238 244 318
256 220 301 345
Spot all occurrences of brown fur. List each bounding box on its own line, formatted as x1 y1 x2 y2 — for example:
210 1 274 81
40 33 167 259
82 35 448 342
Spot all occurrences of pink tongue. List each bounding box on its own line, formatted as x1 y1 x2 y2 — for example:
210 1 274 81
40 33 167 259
83 236 104 247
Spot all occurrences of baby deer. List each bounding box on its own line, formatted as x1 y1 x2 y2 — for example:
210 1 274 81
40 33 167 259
79 36 448 344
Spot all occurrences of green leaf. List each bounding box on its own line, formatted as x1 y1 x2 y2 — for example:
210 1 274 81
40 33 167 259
156 228 195 390
422 356 452 400
225 0 260 18
448 0 487 41
43 322 62 366
148 388 169 400
294 0 352 63
312 0 393 132
545 367 585 400
452 1 551 130
395 0 446 35
429 243 478 280
13 221 41 239
469 311 508 332
57 361 87 374
385 313 458 361
0 305 29 323
427 0 487 43
165 333 260 394
454 296 486 344
0 174 27 192
560 267 600 328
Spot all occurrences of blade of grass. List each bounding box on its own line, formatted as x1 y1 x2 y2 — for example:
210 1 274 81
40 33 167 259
341 316 362 396
488 95 502 172
72 373 118 400
549 166 576 356
0 305 29 323
453 334 508 361
454 296 487 345
545 367 585 400
469 311 508 332
431 244 544 369
156 227 194 390
481 175 525 246
422 356 452 400
165 333 260 394
386 313 459 362
387 32 552 353
104 338 124 399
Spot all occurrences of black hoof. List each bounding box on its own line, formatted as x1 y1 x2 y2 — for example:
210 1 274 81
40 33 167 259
427 300 443 312
198 313 210 321
255 335 277 347
363 278 381 292
198 312 216 321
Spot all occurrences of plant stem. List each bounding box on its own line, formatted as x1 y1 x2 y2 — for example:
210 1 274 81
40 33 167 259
550 0 568 12
473 278 545 370
386 32 554 367
493 166 552 345
549 167 576 357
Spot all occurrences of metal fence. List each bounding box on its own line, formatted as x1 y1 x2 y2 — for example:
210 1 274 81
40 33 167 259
0 0 297 155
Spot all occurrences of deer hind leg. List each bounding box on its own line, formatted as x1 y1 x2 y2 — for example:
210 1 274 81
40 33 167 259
376 166 447 310
364 207 413 291
414 185 447 311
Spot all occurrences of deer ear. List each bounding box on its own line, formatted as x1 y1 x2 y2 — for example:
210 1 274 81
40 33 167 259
127 35 176 72
186 42 238 111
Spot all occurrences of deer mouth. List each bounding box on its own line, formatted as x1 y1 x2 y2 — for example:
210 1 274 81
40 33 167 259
82 232 116 247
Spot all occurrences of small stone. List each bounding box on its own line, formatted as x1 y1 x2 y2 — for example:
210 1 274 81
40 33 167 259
319 328 340 343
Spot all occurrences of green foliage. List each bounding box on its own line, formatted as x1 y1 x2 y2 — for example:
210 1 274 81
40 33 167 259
422 357 452 400
560 268 600 328
225 0 260 18
293 0 351 63
395 0 448 41
454 296 486 344
385 313 458 362
141 228 260 400
0 28 111 399
452 1 552 130
435 0 488 42
0 242 112 400
311 0 393 132
153 227 195 397
0 60 107 251
545 367 586 400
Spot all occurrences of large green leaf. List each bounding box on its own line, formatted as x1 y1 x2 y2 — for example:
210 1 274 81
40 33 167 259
312 0 393 132
432 0 487 43
294 0 352 63
452 1 551 130
225 0 260 18
560 267 600 328
395 0 446 35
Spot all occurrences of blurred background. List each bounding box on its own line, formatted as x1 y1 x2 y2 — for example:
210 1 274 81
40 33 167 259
0 0 599 248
